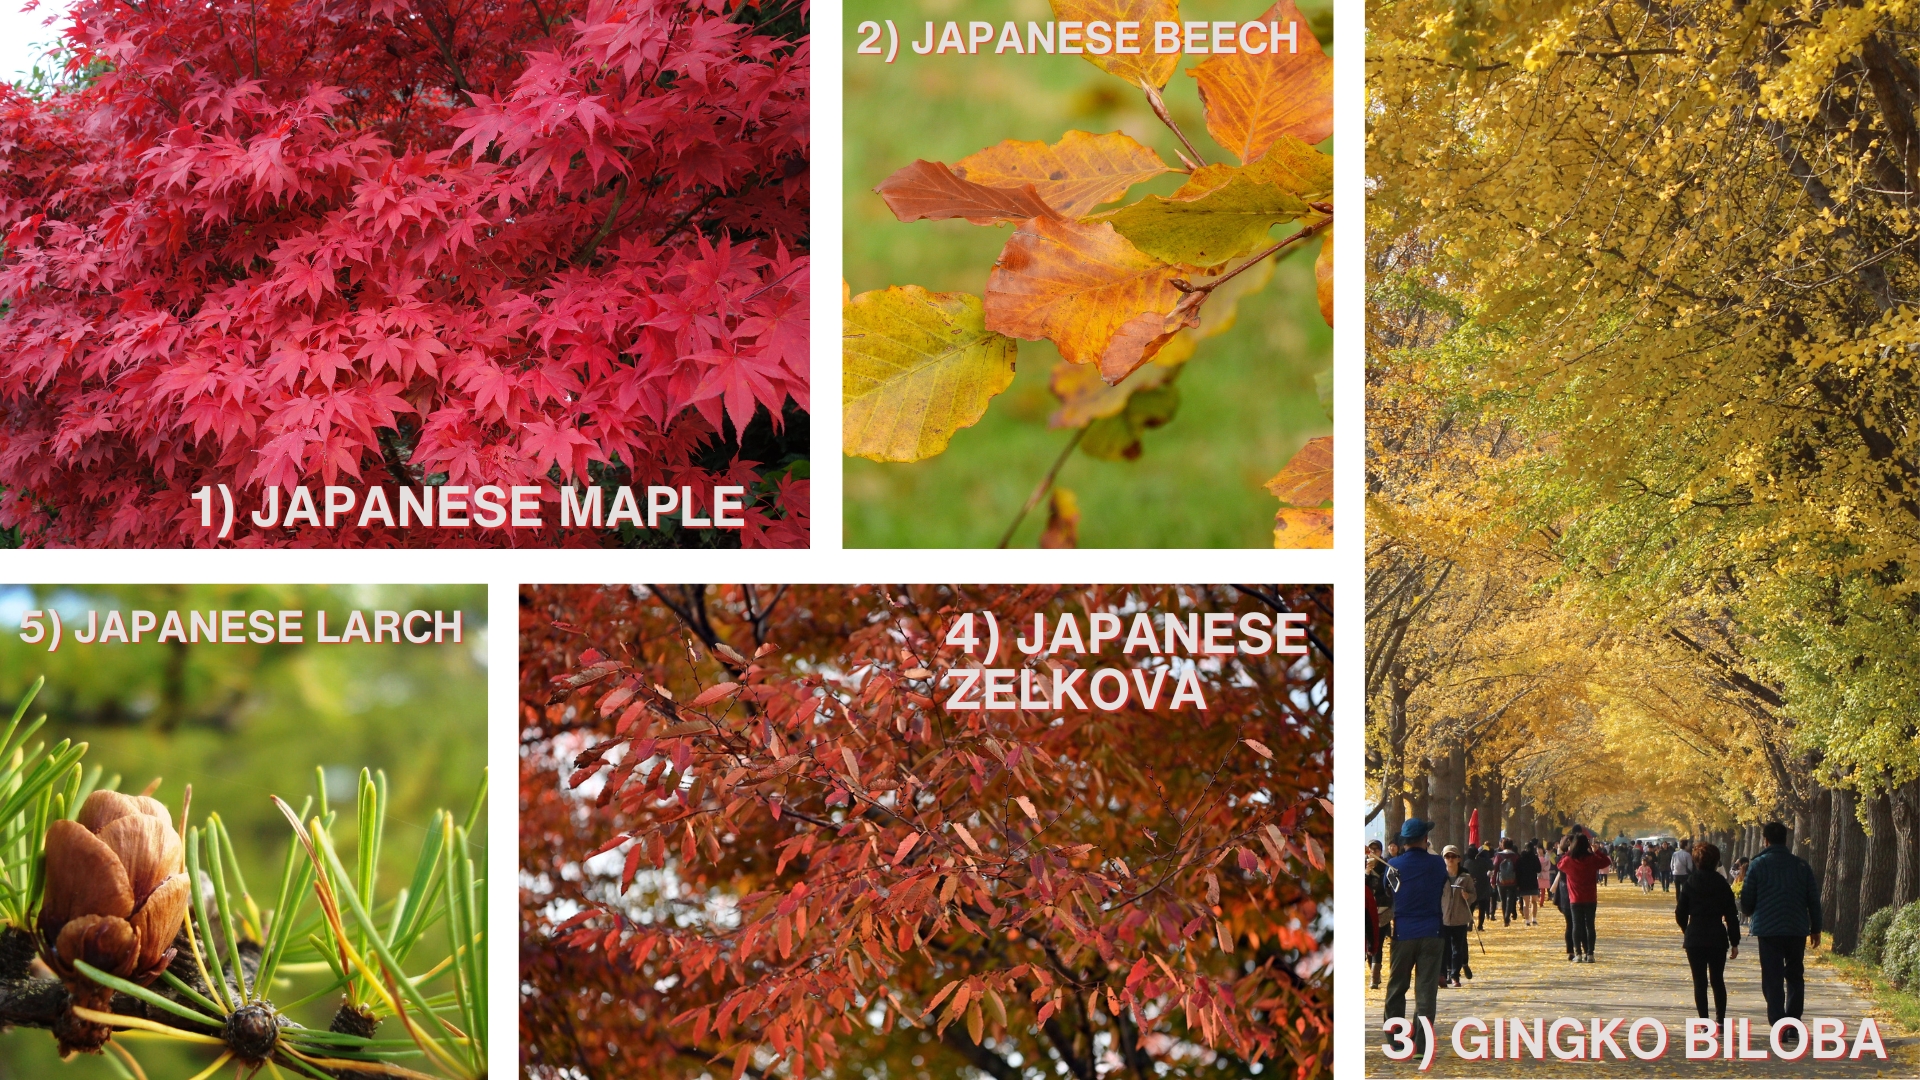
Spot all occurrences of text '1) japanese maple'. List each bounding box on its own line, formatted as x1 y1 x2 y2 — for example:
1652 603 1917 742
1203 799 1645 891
522 584 1332 1080
0 0 809 547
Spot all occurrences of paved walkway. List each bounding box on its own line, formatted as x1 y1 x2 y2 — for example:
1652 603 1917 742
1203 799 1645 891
1363 882 1917 1076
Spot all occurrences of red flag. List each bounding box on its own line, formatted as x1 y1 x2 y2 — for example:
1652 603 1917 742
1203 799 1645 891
1468 809 1481 847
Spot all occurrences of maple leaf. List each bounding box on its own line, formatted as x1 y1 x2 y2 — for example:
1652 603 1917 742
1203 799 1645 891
875 160 1063 225
953 131 1171 218
1265 436 1331 506
1190 0 1333 164
843 286 1018 463
983 217 1187 383
521 419 599 480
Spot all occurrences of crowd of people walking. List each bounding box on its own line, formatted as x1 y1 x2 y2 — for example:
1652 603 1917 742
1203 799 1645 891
1367 818 1824 1056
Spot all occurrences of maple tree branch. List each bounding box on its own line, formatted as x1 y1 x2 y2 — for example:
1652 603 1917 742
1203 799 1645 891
998 427 1086 548
571 176 630 267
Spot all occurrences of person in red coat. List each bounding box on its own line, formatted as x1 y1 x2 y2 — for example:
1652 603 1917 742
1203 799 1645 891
1557 832 1615 962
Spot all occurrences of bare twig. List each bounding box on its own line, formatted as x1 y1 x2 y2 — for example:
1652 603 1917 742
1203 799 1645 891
997 428 1087 548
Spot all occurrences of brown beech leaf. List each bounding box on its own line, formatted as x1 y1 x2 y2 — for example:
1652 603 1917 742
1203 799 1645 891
1265 436 1331 506
954 130 1171 218
1050 0 1181 89
983 218 1187 382
876 160 1063 225
1038 487 1080 548
1190 0 1332 164
1315 225 1334 327
1273 506 1332 549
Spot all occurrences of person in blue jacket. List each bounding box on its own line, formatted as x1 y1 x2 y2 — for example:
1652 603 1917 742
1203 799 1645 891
1739 820 1822 1041
1383 818 1448 1053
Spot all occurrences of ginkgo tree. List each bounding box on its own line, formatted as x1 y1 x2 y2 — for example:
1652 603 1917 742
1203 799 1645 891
521 584 1333 1079
841 0 1333 548
0 0 808 548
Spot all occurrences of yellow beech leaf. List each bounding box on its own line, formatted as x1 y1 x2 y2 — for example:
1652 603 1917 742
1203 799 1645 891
1190 0 1332 163
1038 487 1080 548
1050 0 1182 89
844 286 1018 463
1094 163 1313 267
1265 436 1332 506
1048 359 1175 429
1273 506 1332 548
983 217 1187 383
955 130 1172 218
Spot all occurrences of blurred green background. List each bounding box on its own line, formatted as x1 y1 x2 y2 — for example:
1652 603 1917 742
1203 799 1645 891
0 583 487 1080
844 0 1334 547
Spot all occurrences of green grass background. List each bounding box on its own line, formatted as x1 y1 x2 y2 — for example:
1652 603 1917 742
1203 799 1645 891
844 0 1335 547
0 584 486 1080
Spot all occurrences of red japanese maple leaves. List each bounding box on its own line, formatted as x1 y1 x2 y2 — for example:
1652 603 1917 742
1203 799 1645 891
0 0 808 546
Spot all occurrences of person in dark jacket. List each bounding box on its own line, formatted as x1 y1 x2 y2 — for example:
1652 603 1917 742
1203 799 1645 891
1465 844 1495 930
1366 841 1394 988
1514 842 1542 926
1384 819 1448 1054
1676 842 1741 1020
1739 821 1822 1033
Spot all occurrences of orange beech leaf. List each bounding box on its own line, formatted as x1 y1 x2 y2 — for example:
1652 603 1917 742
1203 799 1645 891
1015 796 1039 822
1273 506 1333 549
1050 0 1183 88
954 130 1171 218
951 821 983 855
876 160 1064 225
1266 436 1332 506
1315 225 1334 327
1243 738 1275 759
892 833 922 866
983 218 1187 381
1190 0 1333 163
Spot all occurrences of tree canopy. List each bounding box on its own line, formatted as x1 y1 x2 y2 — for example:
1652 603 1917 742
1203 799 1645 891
520 584 1331 1080
0 0 808 547
1367 0 1920 943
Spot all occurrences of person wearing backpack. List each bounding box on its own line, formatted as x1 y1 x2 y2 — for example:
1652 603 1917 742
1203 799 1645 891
1494 839 1521 925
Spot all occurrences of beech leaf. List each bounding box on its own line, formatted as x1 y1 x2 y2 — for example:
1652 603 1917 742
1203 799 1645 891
1094 165 1313 267
1015 796 1039 823
952 821 983 855
1190 0 1332 163
1038 487 1080 548
1243 738 1274 759
954 130 1171 218
1265 436 1332 506
1273 507 1333 549
893 833 922 866
1048 358 1176 429
844 286 1019 463
875 159 1064 225
1050 0 1182 89
1316 225 1334 327
983 217 1187 384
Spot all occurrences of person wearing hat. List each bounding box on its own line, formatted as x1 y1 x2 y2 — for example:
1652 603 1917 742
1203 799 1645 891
1383 818 1448 1051
1440 845 1477 987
